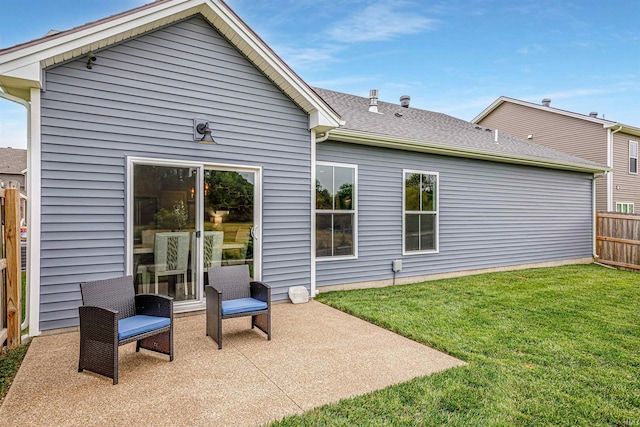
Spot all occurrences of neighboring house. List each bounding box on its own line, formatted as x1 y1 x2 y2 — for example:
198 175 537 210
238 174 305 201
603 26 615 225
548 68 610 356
0 147 27 224
0 0 607 335
473 97 640 213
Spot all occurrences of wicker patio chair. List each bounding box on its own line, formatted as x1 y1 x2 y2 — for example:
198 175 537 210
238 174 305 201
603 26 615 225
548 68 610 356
78 275 174 384
206 265 271 349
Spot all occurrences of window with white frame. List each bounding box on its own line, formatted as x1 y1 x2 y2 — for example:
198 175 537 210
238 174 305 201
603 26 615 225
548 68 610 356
403 170 439 253
316 163 357 258
630 141 638 174
616 202 634 214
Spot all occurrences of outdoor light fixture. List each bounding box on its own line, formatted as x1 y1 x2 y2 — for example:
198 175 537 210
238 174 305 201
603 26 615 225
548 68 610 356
194 119 217 144
86 52 96 69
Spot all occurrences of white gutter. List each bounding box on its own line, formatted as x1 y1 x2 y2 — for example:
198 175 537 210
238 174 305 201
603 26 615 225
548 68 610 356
607 125 623 211
315 131 331 143
330 129 610 174
0 90 30 332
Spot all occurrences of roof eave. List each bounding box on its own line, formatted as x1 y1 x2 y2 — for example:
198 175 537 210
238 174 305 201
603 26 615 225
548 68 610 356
0 0 341 129
618 124 640 138
472 96 619 129
471 96 505 124
327 128 610 174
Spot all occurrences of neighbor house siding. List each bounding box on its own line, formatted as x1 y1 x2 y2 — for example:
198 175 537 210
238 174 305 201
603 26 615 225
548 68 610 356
612 131 640 209
39 16 311 330
316 141 593 287
477 102 608 211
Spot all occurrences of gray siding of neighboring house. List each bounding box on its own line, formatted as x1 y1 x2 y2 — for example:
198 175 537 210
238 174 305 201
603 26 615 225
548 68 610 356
39 16 311 330
316 141 593 287
477 102 608 211
0 173 25 190
612 131 640 210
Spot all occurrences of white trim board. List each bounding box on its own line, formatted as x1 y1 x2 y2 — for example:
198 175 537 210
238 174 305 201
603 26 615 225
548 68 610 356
0 0 340 132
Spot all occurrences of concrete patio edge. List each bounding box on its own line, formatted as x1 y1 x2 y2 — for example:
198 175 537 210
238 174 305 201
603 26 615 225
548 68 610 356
1 301 465 426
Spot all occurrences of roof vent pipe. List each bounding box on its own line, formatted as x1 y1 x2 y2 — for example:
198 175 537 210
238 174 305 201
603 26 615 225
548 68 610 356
369 89 379 113
589 112 598 118
542 98 551 107
400 95 410 108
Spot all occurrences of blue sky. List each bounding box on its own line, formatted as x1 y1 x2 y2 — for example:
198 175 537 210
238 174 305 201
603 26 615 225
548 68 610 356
1 0 639 149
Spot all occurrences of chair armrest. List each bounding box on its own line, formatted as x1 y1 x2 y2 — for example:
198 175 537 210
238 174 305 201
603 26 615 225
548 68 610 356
135 294 173 318
250 281 271 304
209 285 222 316
78 305 118 342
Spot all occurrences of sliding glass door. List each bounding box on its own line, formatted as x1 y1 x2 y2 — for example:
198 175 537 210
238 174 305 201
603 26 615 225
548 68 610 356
203 169 257 278
130 159 260 307
132 164 199 301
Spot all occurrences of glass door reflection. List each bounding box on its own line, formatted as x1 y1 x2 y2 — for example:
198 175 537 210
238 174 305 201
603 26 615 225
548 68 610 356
203 169 255 279
132 164 197 301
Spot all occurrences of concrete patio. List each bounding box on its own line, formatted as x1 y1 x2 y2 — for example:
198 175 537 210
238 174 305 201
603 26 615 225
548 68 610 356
0 300 464 426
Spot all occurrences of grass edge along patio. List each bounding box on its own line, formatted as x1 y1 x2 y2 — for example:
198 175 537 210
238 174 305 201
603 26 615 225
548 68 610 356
273 264 639 427
1 264 638 426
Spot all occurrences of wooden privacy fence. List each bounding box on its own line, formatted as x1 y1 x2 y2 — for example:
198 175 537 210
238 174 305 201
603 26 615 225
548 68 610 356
1 182 22 349
596 212 640 271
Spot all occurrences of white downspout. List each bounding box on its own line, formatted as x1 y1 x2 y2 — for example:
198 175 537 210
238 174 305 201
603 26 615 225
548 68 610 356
310 131 317 297
592 173 602 258
0 90 31 333
28 87 41 336
607 124 623 211
315 131 331 143
311 126 342 296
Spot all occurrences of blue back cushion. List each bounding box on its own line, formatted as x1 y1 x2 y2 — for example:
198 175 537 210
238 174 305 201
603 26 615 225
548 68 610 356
222 298 268 315
118 315 170 341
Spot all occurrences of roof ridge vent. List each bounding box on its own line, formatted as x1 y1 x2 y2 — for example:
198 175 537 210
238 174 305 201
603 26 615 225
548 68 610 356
369 89 379 113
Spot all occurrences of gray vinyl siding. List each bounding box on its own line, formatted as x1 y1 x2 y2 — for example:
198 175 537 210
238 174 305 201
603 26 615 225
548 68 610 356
316 141 593 287
477 102 608 211
39 16 311 330
612 131 640 210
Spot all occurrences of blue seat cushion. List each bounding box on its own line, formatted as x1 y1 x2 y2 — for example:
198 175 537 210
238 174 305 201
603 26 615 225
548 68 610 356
222 298 268 316
118 315 171 341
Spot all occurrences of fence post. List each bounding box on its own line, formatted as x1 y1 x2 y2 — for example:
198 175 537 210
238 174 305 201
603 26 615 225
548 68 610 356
5 181 21 348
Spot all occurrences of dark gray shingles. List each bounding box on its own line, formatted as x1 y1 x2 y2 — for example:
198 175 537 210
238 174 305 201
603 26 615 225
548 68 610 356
314 87 605 168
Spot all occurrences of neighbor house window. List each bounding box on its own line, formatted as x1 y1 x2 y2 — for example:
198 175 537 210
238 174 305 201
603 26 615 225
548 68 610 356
316 163 357 258
630 141 638 174
616 202 634 214
403 170 439 254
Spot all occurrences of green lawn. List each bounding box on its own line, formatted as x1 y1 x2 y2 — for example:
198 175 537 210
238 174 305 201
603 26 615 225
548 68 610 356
0 343 29 403
272 264 640 426
0 273 29 403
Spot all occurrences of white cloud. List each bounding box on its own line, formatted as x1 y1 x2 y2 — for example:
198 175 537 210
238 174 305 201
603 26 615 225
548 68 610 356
528 87 611 101
516 44 545 55
309 75 377 89
273 45 343 69
326 1 438 43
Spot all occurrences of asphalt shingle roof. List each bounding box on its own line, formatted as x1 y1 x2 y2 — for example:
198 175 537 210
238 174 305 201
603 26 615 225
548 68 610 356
314 87 606 169
0 147 27 175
